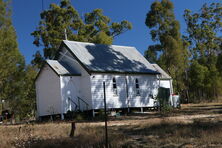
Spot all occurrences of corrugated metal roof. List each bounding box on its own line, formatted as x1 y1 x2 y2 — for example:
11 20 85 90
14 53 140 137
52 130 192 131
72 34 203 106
46 60 81 76
62 40 159 74
151 64 171 79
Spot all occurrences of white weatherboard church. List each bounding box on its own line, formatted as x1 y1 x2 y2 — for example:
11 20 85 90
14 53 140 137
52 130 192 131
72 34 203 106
35 40 173 119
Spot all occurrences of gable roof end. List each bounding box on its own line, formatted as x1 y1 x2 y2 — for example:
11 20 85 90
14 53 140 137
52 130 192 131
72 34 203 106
46 60 81 76
151 64 171 79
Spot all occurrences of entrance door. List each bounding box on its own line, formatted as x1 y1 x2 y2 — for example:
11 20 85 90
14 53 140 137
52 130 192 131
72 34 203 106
66 79 78 111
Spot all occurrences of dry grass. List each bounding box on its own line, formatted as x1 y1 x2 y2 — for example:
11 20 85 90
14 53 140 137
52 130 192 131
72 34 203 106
1 103 222 147
118 117 222 147
0 123 127 148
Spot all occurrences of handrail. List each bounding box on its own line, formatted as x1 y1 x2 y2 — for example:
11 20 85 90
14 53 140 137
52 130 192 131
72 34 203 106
77 97 89 110
68 97 78 111
77 97 89 106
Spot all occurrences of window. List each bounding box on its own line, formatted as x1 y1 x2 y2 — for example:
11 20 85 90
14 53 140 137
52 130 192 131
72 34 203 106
113 77 118 95
135 78 140 96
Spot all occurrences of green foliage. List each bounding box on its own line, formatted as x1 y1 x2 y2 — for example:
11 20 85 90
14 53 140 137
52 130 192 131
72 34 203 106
184 3 222 58
31 51 44 69
160 103 173 114
31 0 132 67
145 1 222 102
184 3 222 101
0 0 24 106
189 61 208 89
145 0 188 93
0 0 37 120
13 66 37 119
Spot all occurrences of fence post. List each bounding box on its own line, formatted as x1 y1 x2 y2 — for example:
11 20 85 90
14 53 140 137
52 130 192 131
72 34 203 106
70 121 76 138
103 81 108 148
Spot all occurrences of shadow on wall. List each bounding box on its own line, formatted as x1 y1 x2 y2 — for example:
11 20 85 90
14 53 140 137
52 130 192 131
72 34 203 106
60 44 159 110
91 75 159 109
86 44 159 109
61 77 80 112
129 76 158 107
91 75 127 109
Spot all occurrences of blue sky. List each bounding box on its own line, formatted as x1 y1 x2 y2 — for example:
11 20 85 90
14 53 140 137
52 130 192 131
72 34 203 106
11 0 221 64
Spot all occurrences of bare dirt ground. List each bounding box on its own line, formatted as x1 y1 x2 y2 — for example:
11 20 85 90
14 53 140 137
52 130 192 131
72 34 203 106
1 103 222 148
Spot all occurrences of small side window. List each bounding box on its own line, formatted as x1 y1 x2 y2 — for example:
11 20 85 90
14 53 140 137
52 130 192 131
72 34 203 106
135 78 140 96
113 77 118 96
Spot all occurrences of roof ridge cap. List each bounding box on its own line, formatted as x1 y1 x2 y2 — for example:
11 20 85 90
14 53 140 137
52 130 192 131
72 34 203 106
63 40 135 48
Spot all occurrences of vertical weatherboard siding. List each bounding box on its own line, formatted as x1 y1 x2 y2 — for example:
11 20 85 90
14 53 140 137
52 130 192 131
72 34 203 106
90 73 159 109
58 47 92 110
90 74 128 109
128 75 159 107
60 76 81 113
35 65 62 117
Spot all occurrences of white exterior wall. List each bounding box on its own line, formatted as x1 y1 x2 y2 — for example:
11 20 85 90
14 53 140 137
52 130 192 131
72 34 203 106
35 65 62 117
90 73 159 109
58 47 92 110
60 76 81 113
90 74 127 109
128 75 159 107
159 80 170 88
159 79 173 94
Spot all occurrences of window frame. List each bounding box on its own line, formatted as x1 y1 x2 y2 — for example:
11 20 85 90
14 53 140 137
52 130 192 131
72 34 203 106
112 77 118 96
135 78 140 96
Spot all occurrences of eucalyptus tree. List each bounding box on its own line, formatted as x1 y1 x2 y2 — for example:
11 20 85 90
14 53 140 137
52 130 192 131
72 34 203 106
0 0 39 119
0 0 24 101
145 0 188 94
184 2 222 100
32 0 132 68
